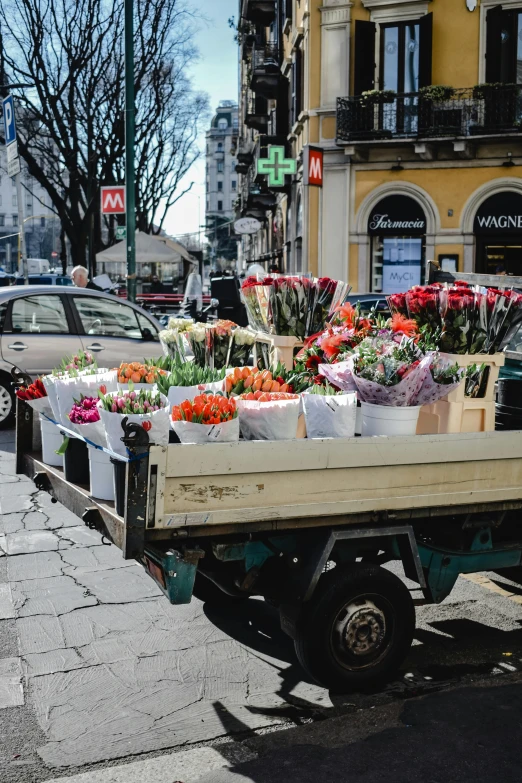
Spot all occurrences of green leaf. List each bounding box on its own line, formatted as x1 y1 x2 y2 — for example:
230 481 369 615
56 437 69 455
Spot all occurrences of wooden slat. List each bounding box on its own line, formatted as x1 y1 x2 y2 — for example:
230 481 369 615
160 456 522 528
164 431 522 479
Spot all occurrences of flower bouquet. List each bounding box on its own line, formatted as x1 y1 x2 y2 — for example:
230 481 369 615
229 327 257 367
405 286 444 332
117 362 167 387
241 277 271 332
159 317 193 361
15 378 52 416
171 392 239 443
302 384 357 439
67 395 106 446
225 367 294 396
98 388 170 457
184 322 209 367
306 277 351 337
236 390 300 440
207 319 236 369
156 358 226 406
414 354 465 406
54 370 118 427
269 276 310 338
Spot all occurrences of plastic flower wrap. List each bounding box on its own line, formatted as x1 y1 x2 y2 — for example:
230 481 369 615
229 327 256 367
67 395 107 447
207 319 236 369
414 354 465 406
98 388 170 456
241 277 270 332
306 277 351 337
269 276 311 338
15 378 52 416
184 322 208 367
351 336 431 406
405 286 444 332
159 318 193 361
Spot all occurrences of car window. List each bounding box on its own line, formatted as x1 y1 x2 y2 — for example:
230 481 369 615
31 276 52 285
74 296 145 339
8 295 69 334
136 312 159 341
56 277 73 286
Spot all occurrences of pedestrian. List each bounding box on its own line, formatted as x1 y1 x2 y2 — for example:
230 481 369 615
71 265 103 291
269 263 280 274
150 275 163 293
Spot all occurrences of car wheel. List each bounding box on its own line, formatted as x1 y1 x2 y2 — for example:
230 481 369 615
0 375 15 429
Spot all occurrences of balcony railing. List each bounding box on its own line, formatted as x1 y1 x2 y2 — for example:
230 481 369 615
336 85 522 143
251 45 281 99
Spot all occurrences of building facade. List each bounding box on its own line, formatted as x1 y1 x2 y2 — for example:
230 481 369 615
239 0 522 291
205 101 240 266
0 146 60 272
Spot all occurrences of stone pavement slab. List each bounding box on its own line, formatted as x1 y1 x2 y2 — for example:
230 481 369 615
0 657 24 708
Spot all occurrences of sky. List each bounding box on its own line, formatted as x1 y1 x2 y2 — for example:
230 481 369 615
163 0 238 242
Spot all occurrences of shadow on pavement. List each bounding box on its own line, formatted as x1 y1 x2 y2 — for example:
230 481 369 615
202 680 522 783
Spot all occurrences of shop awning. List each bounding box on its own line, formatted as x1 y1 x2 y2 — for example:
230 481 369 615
96 231 196 265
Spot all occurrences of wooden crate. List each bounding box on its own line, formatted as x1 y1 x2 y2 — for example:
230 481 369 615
442 352 505 403
417 399 495 434
253 333 303 370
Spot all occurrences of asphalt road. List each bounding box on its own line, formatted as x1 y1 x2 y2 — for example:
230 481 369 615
1 426 522 783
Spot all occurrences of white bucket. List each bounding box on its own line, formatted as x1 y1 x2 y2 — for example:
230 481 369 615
40 417 64 467
88 447 115 501
361 402 422 437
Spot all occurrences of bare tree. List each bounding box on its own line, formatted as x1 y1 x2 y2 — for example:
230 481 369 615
0 0 209 268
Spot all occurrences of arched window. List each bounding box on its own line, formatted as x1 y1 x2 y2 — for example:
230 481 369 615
217 142 223 150
218 118 228 130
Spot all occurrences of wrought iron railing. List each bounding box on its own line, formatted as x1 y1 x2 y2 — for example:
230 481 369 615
336 85 522 142
252 44 280 73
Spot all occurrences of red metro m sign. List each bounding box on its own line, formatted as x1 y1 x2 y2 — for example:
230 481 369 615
101 185 126 214
303 146 324 187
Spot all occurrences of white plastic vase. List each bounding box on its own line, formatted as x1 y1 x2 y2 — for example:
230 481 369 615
40 417 64 467
361 402 421 437
88 447 115 501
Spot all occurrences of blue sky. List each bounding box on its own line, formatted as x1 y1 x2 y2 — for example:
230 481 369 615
164 0 238 240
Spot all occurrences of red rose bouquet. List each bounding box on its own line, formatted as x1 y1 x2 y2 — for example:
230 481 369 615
306 277 351 337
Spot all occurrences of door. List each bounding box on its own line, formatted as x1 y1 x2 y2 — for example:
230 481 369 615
72 295 161 368
1 293 83 374
476 237 522 276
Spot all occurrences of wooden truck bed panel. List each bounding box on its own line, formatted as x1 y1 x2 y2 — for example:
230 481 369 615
150 432 522 530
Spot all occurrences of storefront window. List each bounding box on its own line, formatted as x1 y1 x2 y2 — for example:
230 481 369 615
474 191 522 275
368 195 427 293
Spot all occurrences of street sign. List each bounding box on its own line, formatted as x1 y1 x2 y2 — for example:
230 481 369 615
303 146 324 187
51 251 58 258
2 96 16 145
115 226 127 240
257 146 297 188
6 141 18 163
101 185 126 214
7 157 20 177
234 217 262 235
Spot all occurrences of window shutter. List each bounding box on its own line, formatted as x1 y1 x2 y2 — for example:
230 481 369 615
354 21 376 95
419 13 433 89
485 5 504 83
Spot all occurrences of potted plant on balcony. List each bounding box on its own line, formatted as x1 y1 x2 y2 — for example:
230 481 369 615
472 83 519 133
418 85 459 137
360 89 396 106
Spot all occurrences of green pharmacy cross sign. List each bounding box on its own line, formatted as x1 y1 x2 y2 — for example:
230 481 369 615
257 146 297 187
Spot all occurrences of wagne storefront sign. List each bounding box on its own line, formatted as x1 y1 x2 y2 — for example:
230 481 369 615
474 192 522 234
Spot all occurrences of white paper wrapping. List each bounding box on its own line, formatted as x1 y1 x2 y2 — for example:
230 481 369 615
171 417 239 444
302 393 357 439
237 397 300 441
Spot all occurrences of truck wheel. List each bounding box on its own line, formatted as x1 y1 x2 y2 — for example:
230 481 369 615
294 564 415 693
0 376 15 430
192 572 248 606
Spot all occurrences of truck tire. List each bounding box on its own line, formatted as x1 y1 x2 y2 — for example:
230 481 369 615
294 564 415 693
192 572 248 606
0 375 15 430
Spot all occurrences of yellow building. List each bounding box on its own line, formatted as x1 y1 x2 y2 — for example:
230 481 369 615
238 0 522 291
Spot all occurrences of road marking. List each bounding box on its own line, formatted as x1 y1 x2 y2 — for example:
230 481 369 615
0 657 24 708
45 745 257 783
461 573 522 605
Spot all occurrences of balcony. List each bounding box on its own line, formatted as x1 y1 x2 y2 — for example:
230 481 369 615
240 159 277 218
244 92 269 133
336 85 522 144
242 0 276 26
250 45 282 99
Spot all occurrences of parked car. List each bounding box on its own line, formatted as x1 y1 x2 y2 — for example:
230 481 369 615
0 286 163 428
14 274 73 286
345 292 391 318
501 324 522 381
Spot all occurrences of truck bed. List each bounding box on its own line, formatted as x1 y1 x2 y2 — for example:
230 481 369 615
148 431 522 534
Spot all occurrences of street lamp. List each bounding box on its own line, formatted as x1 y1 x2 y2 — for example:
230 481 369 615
125 0 136 302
